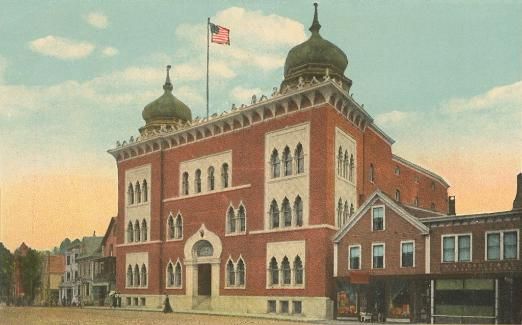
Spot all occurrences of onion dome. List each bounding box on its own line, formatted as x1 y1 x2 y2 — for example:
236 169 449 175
140 65 192 134
281 3 352 92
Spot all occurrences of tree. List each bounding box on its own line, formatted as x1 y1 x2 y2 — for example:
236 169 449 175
0 243 13 302
20 248 42 304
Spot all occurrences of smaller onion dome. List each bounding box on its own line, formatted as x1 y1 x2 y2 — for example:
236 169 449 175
140 65 192 134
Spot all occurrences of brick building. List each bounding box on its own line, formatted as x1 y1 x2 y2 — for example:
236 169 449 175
333 174 522 323
37 252 65 306
107 4 455 320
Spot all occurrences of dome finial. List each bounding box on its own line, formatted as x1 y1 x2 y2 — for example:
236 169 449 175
163 65 173 92
309 2 321 35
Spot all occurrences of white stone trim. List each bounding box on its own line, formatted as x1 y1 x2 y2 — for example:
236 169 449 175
116 240 161 248
425 235 431 274
163 184 251 202
166 211 184 241
249 224 336 235
166 258 183 289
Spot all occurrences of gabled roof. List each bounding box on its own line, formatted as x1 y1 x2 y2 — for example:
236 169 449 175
77 236 103 260
101 217 117 246
333 190 430 243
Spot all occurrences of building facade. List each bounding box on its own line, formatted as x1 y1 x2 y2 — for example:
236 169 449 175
76 235 103 306
37 252 65 306
59 240 80 305
108 4 452 320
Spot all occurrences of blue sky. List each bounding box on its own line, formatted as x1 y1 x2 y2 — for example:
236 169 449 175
0 0 521 248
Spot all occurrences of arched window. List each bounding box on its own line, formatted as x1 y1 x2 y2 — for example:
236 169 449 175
141 219 147 241
369 163 375 182
281 256 291 285
337 147 343 175
343 201 349 224
294 196 303 227
127 183 134 205
283 146 292 176
174 262 182 287
208 166 215 191
141 264 147 287
349 154 354 182
350 203 354 216
134 264 140 287
270 149 280 178
227 206 236 233
295 143 304 174
226 260 235 286
127 265 133 286
238 205 246 232
237 258 245 286
337 198 343 227
221 163 229 188
195 169 202 193
167 263 174 287
168 215 174 239
127 222 134 243
270 200 279 228
269 257 279 285
174 214 183 239
182 172 189 195
135 181 141 204
282 197 292 227
294 256 303 285
142 180 148 202
343 151 349 178
395 189 401 202
134 220 140 242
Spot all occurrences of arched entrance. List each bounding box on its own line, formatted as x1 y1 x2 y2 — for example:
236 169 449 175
183 224 222 308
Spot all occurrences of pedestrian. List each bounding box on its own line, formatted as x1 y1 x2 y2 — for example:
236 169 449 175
163 295 173 313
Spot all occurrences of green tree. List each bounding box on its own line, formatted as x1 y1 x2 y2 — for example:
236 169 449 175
0 242 13 302
20 248 42 304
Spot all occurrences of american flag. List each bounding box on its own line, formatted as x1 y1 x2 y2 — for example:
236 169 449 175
210 22 230 45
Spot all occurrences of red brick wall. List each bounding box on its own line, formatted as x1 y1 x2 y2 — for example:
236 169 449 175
336 198 426 277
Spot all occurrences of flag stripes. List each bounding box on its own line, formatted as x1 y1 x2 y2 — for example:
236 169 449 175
210 23 230 45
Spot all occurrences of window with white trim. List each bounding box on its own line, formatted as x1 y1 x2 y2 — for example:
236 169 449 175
401 241 414 267
372 206 384 231
486 230 519 261
348 245 361 270
372 243 384 269
442 234 471 262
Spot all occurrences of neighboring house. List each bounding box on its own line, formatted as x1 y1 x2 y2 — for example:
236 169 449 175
59 239 80 305
333 174 522 324
37 252 65 306
76 234 103 305
12 242 30 301
90 217 117 306
106 4 456 320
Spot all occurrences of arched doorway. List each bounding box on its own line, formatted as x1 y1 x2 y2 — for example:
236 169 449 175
193 240 213 296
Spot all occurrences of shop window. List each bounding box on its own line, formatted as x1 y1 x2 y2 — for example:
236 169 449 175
280 300 289 313
349 246 361 270
372 244 384 269
401 241 414 267
292 301 302 314
268 300 276 313
372 206 384 231
388 280 411 320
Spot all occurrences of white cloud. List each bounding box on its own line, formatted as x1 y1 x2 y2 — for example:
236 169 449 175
85 12 108 29
29 35 95 60
230 86 262 104
442 80 522 113
375 110 415 126
101 46 118 57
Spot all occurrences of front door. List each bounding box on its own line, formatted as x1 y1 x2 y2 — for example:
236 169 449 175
197 264 211 296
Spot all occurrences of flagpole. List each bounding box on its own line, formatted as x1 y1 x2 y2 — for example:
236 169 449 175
206 17 210 119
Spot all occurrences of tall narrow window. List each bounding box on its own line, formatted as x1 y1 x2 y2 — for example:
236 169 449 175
401 242 414 267
174 262 182 287
281 256 291 285
350 203 354 216
167 263 174 287
337 147 343 175
141 219 147 241
369 164 375 183
135 181 141 204
208 166 215 191
227 206 236 233
270 200 279 228
349 154 354 182
221 163 229 188
142 180 148 202
226 260 235 286
134 264 140 287
458 235 471 262
395 189 401 202
134 221 140 242
372 244 384 269
372 206 384 231
269 257 279 285
141 264 147 287
174 214 183 239
195 169 202 193
238 205 246 232
504 231 518 259
127 222 134 243
271 149 280 178
294 256 303 285
168 215 174 239
343 151 349 178
237 258 245 286
443 236 455 262
343 201 349 224
487 233 500 260
337 199 343 227
127 265 133 286
283 146 292 176
128 183 134 205
294 196 303 227
282 198 292 227
349 246 360 270
295 143 304 174
182 172 189 195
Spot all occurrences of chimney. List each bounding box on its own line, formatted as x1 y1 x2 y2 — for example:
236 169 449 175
513 173 522 210
448 196 456 215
